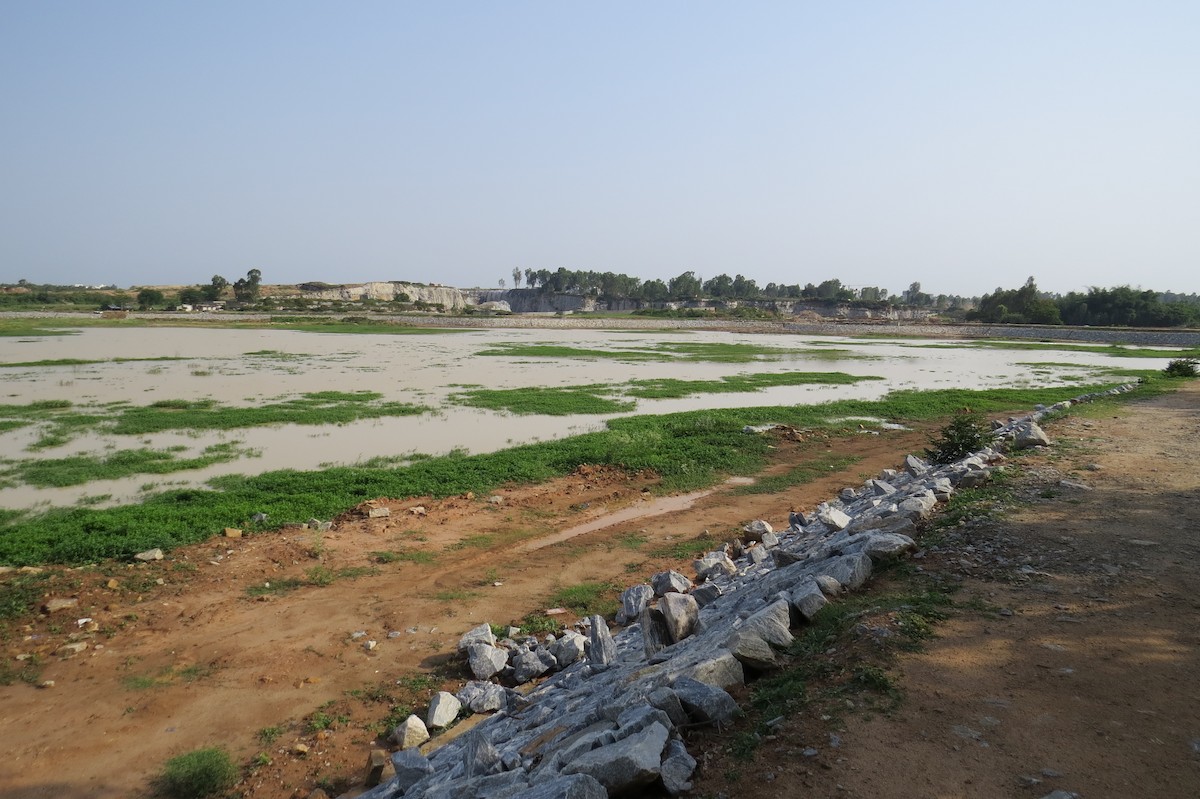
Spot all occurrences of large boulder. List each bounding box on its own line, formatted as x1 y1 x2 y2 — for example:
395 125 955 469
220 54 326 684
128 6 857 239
458 623 496 652
561 722 670 793
467 644 509 680
616 584 655 624
426 691 462 729
651 570 694 597
672 677 739 725
658 593 700 643
391 714 429 749
588 615 617 666
694 551 737 580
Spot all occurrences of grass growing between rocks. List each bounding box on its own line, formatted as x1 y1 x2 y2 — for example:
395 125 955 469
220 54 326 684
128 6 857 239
0 381 1148 566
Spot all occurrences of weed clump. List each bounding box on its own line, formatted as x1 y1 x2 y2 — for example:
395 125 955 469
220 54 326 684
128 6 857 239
156 747 238 798
1163 358 1198 378
924 413 990 464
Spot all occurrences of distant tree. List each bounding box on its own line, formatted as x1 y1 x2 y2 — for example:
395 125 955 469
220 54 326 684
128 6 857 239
703 273 734 298
524 268 536 288
498 277 506 290
668 271 703 300
232 269 262 303
511 267 522 288
640 279 669 302
178 287 204 305
136 288 165 309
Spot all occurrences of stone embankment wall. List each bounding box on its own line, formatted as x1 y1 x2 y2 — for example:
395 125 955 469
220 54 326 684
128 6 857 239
355 383 1141 799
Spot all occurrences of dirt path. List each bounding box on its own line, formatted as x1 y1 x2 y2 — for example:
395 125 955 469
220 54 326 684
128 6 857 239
688 381 1200 798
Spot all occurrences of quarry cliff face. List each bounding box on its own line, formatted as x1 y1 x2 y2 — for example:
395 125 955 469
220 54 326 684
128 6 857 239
296 282 931 320
300 282 477 309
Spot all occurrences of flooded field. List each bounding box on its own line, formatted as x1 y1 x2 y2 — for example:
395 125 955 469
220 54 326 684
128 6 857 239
0 324 1166 511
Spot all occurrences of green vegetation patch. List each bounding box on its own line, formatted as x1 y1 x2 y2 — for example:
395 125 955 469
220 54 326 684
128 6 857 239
548 581 621 617
0 356 189 368
907 340 1200 359
0 380 1148 566
156 747 238 799
0 392 429 451
628 371 880 400
451 385 635 415
733 454 862 494
476 341 851 364
2 442 254 488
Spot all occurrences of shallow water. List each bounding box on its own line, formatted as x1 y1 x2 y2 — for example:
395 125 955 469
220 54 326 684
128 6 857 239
0 326 1160 510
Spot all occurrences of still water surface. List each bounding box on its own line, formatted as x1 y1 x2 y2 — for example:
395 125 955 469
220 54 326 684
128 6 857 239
0 326 1157 510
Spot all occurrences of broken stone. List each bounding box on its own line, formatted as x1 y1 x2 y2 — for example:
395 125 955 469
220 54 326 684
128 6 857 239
742 519 774 542
367 507 391 518
426 691 461 729
651 570 693 597
134 548 163 562
658 593 700 643
223 527 242 538
561 722 669 793
42 597 79 614
391 714 429 749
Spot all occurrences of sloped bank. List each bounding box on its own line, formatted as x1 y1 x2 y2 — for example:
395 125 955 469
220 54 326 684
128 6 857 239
349 384 1138 799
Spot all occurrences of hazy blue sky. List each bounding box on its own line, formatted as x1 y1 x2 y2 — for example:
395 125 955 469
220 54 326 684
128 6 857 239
2 2 1197 297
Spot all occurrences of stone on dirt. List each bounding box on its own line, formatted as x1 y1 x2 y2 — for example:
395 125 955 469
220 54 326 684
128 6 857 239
134 548 163 561
391 714 430 749
427 691 462 729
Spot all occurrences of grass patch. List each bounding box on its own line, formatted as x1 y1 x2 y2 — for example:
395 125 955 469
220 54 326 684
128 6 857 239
907 340 1200 359
0 572 50 620
649 531 722 559
156 747 238 799
451 385 634 415
733 454 862 494
476 341 854 364
246 578 305 597
0 381 1150 566
0 393 427 453
627 371 881 399
548 581 620 617
2 442 254 488
369 549 437 565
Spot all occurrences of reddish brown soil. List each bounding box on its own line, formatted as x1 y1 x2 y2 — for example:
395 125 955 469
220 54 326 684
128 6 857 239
688 381 1200 799
1 423 932 799
6 383 1197 799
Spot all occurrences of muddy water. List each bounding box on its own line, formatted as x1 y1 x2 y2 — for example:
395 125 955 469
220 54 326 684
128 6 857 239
0 326 1162 510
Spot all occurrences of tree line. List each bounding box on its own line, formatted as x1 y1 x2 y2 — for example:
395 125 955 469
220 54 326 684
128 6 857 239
967 278 1200 327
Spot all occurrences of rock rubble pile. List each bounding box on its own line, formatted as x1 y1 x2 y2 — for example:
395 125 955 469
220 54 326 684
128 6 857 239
357 383 1139 799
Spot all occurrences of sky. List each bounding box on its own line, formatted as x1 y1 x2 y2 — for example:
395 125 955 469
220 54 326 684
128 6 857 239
2 1 1198 298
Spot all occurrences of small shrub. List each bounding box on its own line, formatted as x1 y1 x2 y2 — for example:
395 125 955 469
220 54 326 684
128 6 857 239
156 747 238 799
1163 358 1198 378
924 413 989 464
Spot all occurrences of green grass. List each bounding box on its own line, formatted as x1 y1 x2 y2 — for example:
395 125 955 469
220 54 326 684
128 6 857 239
907 340 1200 359
0 572 50 620
476 341 853 363
369 549 437 565
156 747 239 799
548 581 620 616
451 385 635 415
0 356 189 368
0 381 1149 566
627 372 881 399
732 454 862 494
0 391 429 451
2 442 254 488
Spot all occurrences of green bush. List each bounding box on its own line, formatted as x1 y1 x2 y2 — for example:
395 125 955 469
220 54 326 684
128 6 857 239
156 747 238 798
925 413 990 464
1163 358 1198 378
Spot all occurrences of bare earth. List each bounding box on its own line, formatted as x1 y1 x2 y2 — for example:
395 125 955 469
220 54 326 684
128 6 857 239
2 383 1198 798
